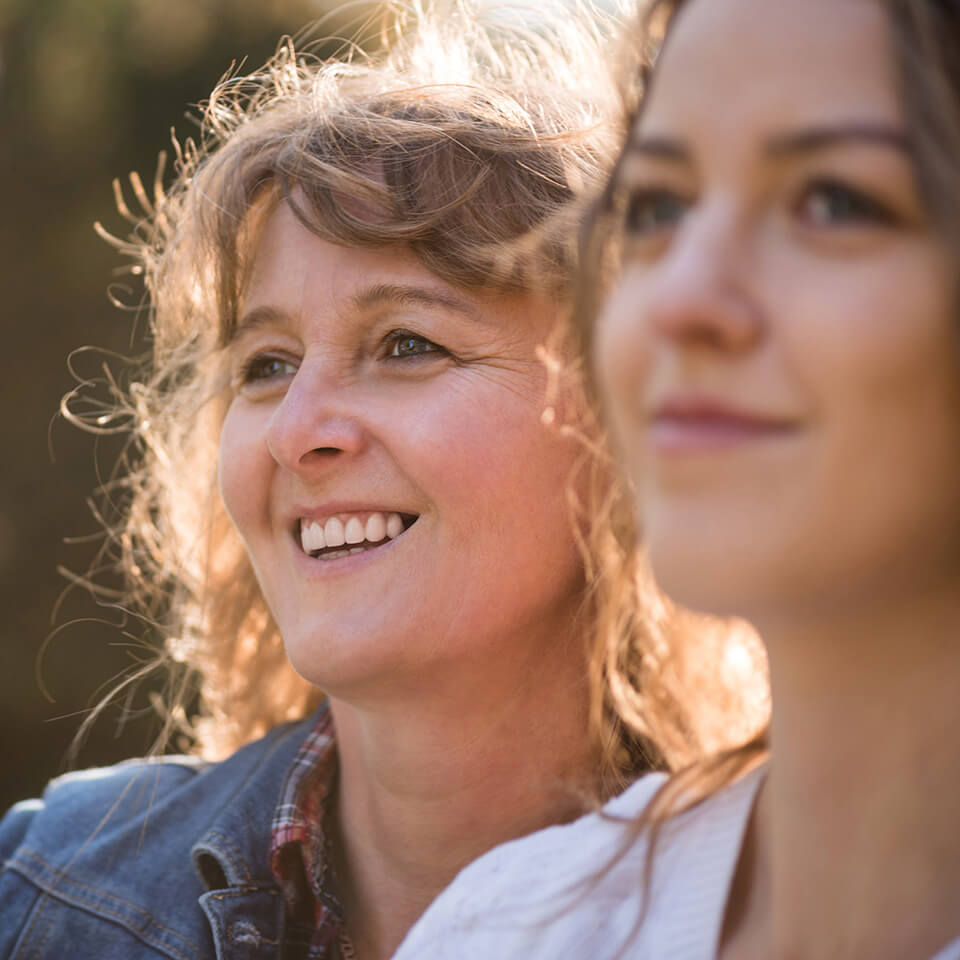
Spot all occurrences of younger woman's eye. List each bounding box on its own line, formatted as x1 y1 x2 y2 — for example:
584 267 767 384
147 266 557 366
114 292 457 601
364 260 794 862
385 331 445 359
238 353 297 385
623 188 689 235
796 179 898 227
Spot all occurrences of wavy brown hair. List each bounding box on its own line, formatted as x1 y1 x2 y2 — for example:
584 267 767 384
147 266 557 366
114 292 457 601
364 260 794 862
577 0 960 843
64 0 681 790
64 0 768 799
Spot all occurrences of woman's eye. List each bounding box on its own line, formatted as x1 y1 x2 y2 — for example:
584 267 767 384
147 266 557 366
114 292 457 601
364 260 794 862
623 188 689 235
386 331 444 359
239 354 297 384
796 179 897 227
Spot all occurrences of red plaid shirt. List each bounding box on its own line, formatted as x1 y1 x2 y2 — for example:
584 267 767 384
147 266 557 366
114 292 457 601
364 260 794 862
270 702 348 959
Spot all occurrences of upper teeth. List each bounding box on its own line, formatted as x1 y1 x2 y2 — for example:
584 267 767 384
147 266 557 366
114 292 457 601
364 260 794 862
300 512 406 553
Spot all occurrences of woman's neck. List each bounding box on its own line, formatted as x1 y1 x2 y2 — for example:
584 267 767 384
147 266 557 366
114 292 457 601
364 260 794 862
723 587 960 960
327 639 597 960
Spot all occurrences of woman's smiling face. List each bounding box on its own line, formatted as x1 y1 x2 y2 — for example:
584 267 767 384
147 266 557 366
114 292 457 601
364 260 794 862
219 201 586 694
596 0 960 625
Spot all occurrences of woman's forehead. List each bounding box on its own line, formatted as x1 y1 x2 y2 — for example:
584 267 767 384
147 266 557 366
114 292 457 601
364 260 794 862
642 0 898 142
235 200 557 338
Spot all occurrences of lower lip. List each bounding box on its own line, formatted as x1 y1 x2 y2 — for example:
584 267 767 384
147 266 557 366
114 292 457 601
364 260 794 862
650 417 797 454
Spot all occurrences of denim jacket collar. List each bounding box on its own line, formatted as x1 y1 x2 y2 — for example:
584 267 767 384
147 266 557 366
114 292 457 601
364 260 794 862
190 718 316 959
2 712 319 960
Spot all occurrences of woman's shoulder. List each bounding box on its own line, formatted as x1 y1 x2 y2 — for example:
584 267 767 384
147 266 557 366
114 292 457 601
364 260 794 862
394 765 766 960
0 754 217 960
0 754 204 858
2 717 314 871
0 715 314 960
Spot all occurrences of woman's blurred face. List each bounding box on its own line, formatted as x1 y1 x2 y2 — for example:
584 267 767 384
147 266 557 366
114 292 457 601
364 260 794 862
219 202 584 695
597 0 960 624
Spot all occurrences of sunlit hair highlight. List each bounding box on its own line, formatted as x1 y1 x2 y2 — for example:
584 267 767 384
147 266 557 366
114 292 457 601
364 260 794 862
66 0 648 773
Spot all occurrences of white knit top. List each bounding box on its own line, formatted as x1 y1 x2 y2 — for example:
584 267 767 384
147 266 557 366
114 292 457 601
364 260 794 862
393 766 960 960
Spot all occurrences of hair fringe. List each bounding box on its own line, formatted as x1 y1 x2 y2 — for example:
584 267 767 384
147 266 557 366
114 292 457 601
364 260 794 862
62 1 667 785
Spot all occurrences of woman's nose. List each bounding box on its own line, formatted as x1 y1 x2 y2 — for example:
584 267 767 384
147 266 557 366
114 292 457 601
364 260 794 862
265 366 368 475
645 211 762 352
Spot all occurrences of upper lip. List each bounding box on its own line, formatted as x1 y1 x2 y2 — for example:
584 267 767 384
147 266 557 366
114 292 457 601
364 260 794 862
649 394 799 429
293 502 410 518
289 502 419 527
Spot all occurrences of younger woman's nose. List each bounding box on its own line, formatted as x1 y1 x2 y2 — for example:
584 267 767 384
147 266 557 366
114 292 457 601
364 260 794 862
645 212 762 352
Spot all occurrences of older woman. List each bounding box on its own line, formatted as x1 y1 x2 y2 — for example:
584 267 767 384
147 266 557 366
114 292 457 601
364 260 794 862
0 3 682 959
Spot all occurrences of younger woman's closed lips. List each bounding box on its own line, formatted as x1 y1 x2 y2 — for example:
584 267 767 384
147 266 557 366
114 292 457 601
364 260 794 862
648 393 801 453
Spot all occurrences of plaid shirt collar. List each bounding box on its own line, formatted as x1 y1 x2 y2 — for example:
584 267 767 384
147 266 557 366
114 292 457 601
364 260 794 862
270 701 346 958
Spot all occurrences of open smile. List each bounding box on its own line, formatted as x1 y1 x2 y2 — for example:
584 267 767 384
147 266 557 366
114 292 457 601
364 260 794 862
298 511 419 561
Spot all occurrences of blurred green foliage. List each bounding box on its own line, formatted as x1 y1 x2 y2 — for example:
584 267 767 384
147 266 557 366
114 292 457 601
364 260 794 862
0 0 380 810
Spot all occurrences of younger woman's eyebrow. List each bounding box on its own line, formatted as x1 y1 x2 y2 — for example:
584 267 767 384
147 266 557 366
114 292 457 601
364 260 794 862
624 133 690 163
765 122 911 157
624 122 911 165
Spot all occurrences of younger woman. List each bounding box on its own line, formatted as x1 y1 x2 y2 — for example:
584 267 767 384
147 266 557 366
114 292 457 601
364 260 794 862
392 0 960 956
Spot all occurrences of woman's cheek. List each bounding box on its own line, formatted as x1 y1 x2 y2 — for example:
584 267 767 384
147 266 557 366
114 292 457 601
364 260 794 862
217 400 269 537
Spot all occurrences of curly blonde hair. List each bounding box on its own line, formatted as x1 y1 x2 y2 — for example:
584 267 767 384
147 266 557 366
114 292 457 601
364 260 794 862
67 0 638 766
66 0 765 797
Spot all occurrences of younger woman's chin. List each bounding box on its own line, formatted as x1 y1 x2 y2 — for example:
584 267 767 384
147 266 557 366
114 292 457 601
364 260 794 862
647 550 766 624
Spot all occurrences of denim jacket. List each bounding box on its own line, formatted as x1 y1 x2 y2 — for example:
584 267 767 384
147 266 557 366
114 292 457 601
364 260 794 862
0 715 314 960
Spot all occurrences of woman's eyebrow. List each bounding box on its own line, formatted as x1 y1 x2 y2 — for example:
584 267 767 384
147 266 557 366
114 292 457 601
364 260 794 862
624 133 690 163
350 282 482 322
231 305 290 342
230 282 483 343
624 123 910 165
765 122 911 156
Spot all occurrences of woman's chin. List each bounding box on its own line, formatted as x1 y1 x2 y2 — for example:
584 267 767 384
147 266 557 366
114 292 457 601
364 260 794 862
648 543 769 624
281 630 400 691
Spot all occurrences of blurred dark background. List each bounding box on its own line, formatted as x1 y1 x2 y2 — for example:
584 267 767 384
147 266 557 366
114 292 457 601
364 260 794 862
0 0 381 812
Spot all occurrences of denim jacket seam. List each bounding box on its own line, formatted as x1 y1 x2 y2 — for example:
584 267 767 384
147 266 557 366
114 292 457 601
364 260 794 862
18 888 56 960
9 848 203 960
204 884 278 897
200 887 285 947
